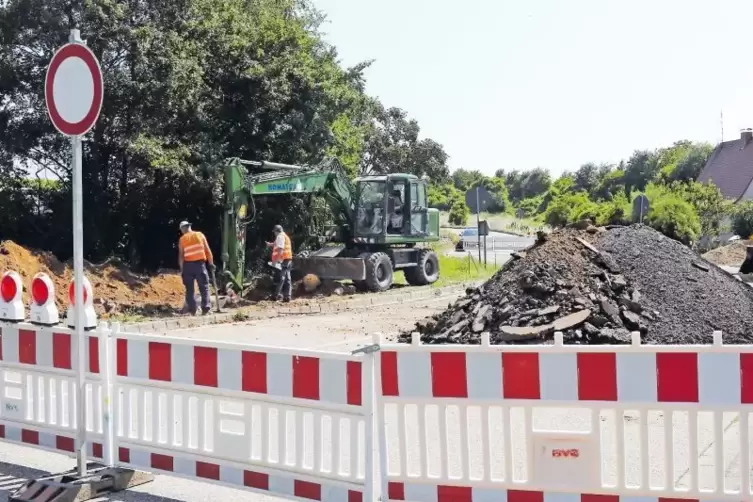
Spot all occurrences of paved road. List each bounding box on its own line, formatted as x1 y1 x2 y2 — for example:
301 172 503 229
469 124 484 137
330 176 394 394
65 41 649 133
445 230 534 265
1 290 746 501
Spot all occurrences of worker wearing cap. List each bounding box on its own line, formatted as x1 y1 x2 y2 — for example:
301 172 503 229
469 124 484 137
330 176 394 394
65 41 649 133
266 225 293 302
178 221 214 314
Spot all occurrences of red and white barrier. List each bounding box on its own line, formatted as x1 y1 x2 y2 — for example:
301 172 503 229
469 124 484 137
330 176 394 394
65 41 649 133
376 331 753 502
0 321 105 459
111 331 373 501
4 264 753 502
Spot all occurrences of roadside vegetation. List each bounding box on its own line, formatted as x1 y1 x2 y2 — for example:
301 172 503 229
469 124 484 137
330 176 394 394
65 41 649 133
429 141 736 248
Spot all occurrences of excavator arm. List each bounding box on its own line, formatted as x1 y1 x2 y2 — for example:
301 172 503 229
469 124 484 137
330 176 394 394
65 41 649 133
221 157 355 293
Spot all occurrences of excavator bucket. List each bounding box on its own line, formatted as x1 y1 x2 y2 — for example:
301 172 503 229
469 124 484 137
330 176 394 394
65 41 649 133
293 256 366 281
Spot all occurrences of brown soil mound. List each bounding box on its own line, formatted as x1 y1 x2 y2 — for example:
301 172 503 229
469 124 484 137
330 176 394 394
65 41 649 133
702 240 752 267
406 225 753 345
0 241 184 318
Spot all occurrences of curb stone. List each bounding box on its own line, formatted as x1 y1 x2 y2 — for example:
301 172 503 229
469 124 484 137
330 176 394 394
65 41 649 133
122 281 481 334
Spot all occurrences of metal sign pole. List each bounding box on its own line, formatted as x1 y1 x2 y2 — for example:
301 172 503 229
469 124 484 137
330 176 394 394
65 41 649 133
69 29 88 478
475 186 481 262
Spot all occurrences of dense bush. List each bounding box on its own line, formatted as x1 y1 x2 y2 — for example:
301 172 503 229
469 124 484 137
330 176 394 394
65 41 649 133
646 196 701 245
732 202 753 239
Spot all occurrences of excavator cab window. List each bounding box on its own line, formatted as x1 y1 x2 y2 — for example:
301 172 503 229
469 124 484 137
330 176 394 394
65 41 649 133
387 181 407 234
355 180 386 235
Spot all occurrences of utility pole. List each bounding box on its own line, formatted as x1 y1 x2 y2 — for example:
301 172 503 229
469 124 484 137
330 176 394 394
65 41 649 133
475 186 481 262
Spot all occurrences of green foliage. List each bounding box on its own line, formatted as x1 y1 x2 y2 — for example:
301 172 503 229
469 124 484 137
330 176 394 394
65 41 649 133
496 139 725 246
451 169 485 191
595 192 631 226
448 194 470 226
544 192 593 227
500 168 551 203
645 196 701 245
428 184 461 211
732 202 753 239
517 196 545 217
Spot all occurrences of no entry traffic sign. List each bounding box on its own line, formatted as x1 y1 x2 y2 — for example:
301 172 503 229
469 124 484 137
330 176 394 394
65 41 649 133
45 42 103 136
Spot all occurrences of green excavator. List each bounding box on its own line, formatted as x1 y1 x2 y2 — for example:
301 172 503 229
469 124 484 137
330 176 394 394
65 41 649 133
220 157 441 295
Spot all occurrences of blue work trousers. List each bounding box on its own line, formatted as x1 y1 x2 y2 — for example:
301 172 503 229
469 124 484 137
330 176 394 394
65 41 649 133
182 260 211 313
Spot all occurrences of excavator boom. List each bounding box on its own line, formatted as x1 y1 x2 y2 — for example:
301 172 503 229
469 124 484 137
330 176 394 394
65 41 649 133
220 157 354 293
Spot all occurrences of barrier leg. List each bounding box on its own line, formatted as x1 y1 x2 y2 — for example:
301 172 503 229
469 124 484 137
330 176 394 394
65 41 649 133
10 322 153 502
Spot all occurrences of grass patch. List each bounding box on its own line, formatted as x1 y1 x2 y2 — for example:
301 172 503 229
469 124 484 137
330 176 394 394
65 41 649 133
394 248 499 288
432 253 497 287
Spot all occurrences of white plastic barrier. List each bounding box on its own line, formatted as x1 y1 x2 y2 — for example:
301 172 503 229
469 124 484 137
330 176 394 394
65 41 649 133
462 238 533 252
0 322 107 460
109 325 375 501
375 331 753 502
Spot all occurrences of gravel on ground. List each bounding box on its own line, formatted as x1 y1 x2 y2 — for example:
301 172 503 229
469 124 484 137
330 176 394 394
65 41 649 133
407 224 753 345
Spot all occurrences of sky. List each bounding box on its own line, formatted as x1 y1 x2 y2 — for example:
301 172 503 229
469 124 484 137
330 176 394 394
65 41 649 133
311 0 753 176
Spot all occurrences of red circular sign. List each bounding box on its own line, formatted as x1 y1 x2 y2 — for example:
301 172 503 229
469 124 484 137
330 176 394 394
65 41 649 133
68 281 89 305
0 275 17 303
45 43 103 136
31 277 50 305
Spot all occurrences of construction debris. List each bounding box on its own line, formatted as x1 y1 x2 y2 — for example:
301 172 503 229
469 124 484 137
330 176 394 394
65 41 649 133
405 225 753 345
0 241 185 317
703 240 752 267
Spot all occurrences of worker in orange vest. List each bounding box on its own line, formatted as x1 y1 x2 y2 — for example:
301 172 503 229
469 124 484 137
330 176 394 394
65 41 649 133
266 224 293 302
178 221 214 315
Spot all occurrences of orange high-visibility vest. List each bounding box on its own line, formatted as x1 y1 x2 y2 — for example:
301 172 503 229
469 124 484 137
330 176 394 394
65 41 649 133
271 233 293 261
179 231 212 262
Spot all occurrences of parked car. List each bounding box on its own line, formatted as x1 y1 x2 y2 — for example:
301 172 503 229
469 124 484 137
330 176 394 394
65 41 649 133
455 227 479 251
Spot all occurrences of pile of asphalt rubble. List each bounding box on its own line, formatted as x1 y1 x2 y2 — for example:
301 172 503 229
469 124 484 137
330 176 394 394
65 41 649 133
406 224 753 345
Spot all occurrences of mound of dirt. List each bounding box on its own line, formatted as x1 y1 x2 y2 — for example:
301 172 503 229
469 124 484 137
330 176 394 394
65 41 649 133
406 225 753 345
703 240 752 267
0 241 184 317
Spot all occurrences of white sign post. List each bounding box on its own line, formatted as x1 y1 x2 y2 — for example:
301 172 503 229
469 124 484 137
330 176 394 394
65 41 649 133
45 29 103 477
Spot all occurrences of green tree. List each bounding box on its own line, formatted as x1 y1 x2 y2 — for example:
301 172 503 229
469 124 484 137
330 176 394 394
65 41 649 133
624 150 660 193
361 104 450 181
732 202 753 239
448 193 470 226
645 196 701 245
451 168 485 191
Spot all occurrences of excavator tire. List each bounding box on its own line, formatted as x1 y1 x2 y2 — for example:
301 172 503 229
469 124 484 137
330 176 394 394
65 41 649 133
364 252 393 292
404 249 440 286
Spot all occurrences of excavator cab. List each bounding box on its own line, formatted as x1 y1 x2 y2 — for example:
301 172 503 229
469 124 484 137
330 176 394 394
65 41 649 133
352 174 439 242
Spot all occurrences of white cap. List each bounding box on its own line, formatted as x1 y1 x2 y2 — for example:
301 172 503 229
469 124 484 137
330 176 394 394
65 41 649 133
179 220 191 229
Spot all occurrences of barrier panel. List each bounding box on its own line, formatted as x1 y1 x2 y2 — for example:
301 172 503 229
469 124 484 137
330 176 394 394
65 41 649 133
0 322 106 460
462 239 533 252
110 325 375 501
376 331 753 502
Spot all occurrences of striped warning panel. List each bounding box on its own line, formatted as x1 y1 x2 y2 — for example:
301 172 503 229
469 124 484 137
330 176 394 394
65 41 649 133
0 325 100 373
115 337 363 406
386 482 710 502
118 445 363 501
0 423 103 458
380 349 753 403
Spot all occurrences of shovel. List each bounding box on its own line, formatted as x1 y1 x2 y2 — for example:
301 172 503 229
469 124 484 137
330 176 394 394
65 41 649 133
209 266 222 313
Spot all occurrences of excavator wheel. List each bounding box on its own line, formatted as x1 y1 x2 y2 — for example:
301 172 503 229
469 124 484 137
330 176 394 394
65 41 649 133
363 252 394 292
404 249 440 286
